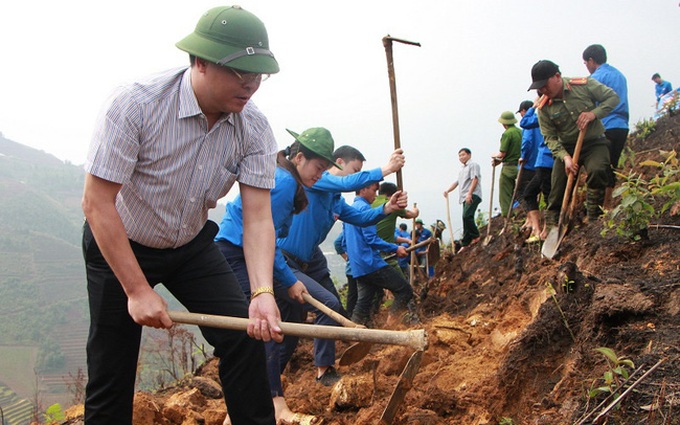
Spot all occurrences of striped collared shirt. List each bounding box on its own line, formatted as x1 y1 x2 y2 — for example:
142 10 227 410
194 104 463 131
85 67 277 249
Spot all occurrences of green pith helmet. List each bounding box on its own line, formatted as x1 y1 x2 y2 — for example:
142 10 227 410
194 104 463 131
286 128 342 170
498 111 517 125
176 5 279 74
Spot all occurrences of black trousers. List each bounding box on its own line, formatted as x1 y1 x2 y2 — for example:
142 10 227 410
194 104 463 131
82 221 275 425
605 127 629 186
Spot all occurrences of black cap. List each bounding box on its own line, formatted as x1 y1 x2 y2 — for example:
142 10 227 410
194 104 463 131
517 100 534 113
528 60 560 91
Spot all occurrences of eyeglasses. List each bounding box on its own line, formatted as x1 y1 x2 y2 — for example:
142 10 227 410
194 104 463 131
227 67 270 84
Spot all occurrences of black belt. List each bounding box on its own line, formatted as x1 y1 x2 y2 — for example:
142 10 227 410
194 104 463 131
281 249 310 272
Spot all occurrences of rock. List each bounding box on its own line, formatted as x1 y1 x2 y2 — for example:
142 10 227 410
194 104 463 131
203 408 227 425
63 404 84 422
401 407 446 424
163 388 206 424
189 376 223 399
133 392 162 425
329 374 374 410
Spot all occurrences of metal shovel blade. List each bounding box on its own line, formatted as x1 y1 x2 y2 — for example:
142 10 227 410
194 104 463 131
541 226 560 259
380 349 425 424
338 341 373 366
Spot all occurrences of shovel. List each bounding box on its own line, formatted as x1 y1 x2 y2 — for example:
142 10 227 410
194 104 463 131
445 194 456 252
298 293 373 366
380 349 425 424
168 310 427 351
483 162 498 246
542 128 587 259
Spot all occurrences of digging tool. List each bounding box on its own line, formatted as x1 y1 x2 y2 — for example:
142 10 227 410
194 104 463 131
445 194 456 252
542 128 587 259
168 311 427 351
298 293 374 366
379 349 425 424
409 203 418 287
383 35 420 190
383 238 433 261
501 161 525 234
483 162 499 246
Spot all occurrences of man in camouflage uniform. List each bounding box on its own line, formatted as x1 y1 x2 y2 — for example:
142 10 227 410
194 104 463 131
527 60 619 225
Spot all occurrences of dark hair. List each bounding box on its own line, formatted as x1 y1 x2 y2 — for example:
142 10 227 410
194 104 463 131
379 182 398 196
333 145 366 163
355 182 377 196
276 141 326 214
458 148 471 155
582 44 607 65
399 223 407 231
652 73 661 80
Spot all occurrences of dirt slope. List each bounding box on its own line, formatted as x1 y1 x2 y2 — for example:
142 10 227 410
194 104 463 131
60 114 680 425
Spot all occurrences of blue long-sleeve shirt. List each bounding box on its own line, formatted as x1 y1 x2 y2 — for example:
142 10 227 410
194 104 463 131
344 196 399 278
277 168 385 263
656 80 673 101
215 167 300 287
591 63 629 130
520 107 553 169
395 228 411 268
333 231 352 276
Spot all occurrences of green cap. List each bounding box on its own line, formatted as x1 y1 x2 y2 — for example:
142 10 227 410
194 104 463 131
415 218 424 225
286 128 342 169
176 5 279 74
498 111 517 125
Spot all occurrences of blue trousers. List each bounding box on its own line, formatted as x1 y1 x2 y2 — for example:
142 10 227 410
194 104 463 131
219 242 342 397
83 221 274 425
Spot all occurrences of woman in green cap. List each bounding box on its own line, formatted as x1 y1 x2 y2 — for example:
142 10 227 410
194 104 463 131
216 128 341 425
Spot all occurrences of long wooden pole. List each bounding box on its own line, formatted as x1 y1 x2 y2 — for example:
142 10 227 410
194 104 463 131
168 311 428 351
383 35 420 190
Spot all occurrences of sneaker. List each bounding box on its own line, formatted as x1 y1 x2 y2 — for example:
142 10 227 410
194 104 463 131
316 366 341 386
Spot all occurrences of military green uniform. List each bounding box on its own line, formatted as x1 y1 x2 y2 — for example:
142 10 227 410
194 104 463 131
537 77 619 223
372 194 408 277
498 125 522 217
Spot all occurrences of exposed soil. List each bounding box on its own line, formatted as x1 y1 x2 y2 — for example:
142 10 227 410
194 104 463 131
61 114 680 425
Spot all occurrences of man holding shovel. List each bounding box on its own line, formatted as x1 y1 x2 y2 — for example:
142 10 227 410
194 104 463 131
443 148 482 252
81 6 281 424
528 60 619 229
492 111 522 218
344 182 416 327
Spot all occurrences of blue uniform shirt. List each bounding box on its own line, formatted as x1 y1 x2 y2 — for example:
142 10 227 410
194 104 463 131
216 167 299 287
591 63 629 130
656 80 673 101
333 231 352 277
395 228 411 269
277 168 385 263
520 107 553 169
344 197 399 278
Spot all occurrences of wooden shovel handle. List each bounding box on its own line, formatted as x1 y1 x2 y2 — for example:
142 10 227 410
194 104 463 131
383 238 433 261
558 129 587 228
168 311 428 350
301 293 363 329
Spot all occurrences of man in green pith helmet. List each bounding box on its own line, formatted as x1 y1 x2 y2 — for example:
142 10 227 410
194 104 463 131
81 6 281 425
492 111 522 218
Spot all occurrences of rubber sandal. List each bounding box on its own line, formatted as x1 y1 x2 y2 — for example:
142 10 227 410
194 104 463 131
526 235 541 244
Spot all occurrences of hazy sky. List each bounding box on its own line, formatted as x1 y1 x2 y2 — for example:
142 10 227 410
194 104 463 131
1 0 678 239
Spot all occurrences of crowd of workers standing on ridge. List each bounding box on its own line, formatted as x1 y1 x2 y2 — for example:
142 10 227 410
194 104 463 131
78 4 678 425
444 44 677 253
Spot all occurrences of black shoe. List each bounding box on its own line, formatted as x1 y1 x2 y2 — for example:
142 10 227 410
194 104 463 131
316 366 341 386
